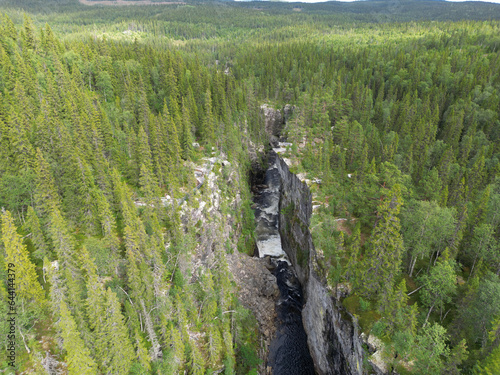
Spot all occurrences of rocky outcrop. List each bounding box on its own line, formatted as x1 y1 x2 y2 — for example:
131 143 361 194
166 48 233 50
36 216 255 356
227 252 279 367
275 155 365 375
256 104 365 374
260 104 284 137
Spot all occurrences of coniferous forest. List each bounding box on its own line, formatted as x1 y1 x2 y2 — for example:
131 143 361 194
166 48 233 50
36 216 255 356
0 0 500 374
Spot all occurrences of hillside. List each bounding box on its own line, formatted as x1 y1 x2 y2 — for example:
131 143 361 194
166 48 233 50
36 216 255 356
0 1 500 374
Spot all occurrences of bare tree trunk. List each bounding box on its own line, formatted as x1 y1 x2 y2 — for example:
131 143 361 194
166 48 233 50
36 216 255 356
141 299 162 360
440 309 451 324
468 255 478 281
424 304 434 327
18 327 30 353
433 250 441 266
407 285 423 296
409 256 417 277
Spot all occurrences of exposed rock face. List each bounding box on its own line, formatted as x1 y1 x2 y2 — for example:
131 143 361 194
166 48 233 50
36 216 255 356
275 155 365 375
176 150 278 373
261 104 284 136
227 252 279 366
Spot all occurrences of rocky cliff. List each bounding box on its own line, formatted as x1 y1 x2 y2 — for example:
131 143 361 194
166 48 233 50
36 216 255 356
258 104 367 374
275 147 365 375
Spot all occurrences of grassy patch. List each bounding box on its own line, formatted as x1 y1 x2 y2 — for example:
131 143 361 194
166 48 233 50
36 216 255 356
342 293 381 335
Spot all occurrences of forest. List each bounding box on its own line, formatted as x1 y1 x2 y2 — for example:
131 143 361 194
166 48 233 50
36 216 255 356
0 0 500 374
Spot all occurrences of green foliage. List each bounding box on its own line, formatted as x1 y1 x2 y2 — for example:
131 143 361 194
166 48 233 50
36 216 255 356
474 344 500 375
356 185 404 300
359 297 370 312
413 323 450 375
234 306 261 374
1 210 45 305
401 200 456 276
371 321 387 338
237 197 255 256
418 258 457 325
58 300 98 375
0 2 500 373
455 273 500 349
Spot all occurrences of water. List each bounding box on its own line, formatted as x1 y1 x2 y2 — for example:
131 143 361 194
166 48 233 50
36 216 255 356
253 154 290 263
251 152 316 374
268 261 316 375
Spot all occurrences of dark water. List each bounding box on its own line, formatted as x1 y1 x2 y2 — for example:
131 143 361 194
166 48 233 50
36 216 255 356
251 152 316 374
267 261 316 375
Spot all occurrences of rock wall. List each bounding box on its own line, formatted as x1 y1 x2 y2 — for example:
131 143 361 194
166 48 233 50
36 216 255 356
261 104 284 137
276 155 365 375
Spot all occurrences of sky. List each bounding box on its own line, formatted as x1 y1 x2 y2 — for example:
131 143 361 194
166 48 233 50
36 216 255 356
235 0 500 4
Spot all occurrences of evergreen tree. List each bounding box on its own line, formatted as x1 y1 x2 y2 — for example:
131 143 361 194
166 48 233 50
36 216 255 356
48 207 78 275
25 206 50 260
34 148 61 217
58 300 98 375
1 209 45 304
358 185 404 300
181 98 194 161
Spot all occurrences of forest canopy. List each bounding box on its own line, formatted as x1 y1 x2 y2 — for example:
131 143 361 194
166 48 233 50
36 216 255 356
0 0 500 374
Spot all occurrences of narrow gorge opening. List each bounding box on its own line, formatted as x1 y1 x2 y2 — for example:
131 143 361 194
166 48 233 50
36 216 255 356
250 149 316 375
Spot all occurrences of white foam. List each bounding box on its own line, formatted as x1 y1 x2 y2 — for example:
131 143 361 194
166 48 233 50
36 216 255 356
256 235 286 258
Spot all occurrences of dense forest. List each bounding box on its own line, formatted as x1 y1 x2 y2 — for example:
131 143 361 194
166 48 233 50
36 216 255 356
0 0 500 374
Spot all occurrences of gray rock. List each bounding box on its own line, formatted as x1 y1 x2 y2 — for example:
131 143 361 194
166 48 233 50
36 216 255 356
275 155 365 375
260 104 284 137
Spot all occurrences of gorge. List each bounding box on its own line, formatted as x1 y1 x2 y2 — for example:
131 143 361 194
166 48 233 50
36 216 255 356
249 106 367 375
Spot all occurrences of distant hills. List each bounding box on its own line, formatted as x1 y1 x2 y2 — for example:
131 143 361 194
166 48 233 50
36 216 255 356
2 0 500 22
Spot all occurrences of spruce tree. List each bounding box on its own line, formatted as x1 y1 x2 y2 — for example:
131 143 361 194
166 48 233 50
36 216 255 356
48 207 78 274
358 185 404 300
34 148 61 217
25 206 50 260
181 98 194 161
58 300 98 375
1 209 45 304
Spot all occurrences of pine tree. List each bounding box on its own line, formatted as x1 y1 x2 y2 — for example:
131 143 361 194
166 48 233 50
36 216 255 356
378 279 415 335
48 207 78 274
93 189 120 271
136 126 154 181
186 85 199 136
25 206 50 260
161 99 182 167
358 185 404 300
170 324 185 368
181 98 194 160
135 329 151 372
6 106 35 171
82 247 135 374
207 325 223 367
1 209 45 304
58 300 98 375
22 14 37 51
149 116 172 190
474 344 500 375
34 148 61 217
190 341 206 375
344 224 361 284
202 89 216 144
1 14 17 41
101 288 135 375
